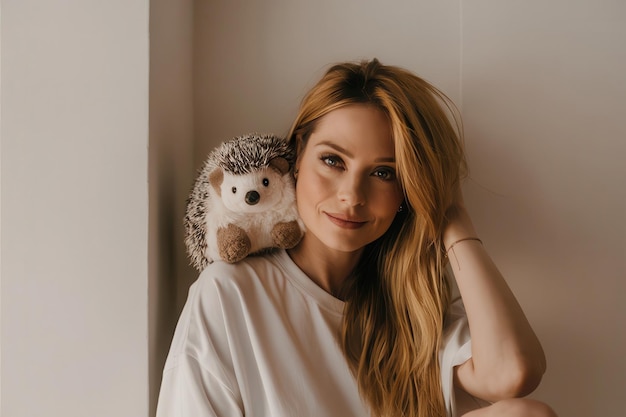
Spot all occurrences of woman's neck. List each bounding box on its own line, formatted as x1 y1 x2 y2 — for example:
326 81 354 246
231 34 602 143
287 237 362 300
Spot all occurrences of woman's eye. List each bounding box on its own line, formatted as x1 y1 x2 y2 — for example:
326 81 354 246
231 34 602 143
373 168 396 181
321 154 343 168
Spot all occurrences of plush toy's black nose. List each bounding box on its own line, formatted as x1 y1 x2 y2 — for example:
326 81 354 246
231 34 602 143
245 191 260 205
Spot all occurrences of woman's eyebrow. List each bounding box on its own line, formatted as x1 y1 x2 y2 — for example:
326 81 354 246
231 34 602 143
315 141 396 163
316 141 353 157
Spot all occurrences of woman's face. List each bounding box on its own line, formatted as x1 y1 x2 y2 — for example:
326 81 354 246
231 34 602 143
295 104 404 255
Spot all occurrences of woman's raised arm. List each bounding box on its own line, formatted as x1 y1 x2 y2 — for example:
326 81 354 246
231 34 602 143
444 189 546 402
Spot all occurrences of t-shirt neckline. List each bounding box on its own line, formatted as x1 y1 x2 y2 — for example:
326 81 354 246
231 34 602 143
271 249 345 315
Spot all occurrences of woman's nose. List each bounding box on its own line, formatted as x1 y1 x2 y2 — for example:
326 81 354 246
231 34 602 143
337 174 366 206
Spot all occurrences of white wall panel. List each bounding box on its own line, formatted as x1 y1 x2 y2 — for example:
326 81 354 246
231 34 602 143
1 1 149 416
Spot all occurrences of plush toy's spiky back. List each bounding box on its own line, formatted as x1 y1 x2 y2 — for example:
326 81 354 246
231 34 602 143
184 133 297 270
215 133 295 175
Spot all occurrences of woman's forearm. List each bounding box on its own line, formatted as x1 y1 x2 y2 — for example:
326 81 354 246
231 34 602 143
444 204 546 402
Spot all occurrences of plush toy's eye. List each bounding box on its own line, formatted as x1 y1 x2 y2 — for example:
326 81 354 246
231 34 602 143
231 187 237 194
262 178 269 187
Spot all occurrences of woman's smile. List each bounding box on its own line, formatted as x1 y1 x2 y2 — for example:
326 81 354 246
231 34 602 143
324 211 368 229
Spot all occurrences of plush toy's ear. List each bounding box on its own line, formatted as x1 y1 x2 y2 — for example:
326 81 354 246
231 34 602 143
208 167 224 197
268 157 290 176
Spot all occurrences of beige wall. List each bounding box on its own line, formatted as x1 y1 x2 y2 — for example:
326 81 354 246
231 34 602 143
1 1 149 416
193 0 462 165
461 2 626 416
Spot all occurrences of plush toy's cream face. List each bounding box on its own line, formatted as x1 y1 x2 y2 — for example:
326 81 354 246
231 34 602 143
219 167 287 213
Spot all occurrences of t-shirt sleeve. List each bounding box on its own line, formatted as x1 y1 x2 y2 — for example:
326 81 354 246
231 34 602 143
157 353 243 417
439 296 490 417
155 270 244 417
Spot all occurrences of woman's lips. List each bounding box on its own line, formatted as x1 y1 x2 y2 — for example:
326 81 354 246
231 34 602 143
324 212 367 229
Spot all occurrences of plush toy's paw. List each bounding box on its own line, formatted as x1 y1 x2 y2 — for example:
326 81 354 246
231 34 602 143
271 221 304 249
217 224 251 263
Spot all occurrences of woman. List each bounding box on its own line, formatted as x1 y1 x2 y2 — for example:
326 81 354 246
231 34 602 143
156 59 556 417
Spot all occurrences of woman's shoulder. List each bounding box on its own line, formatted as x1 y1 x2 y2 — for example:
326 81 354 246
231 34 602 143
198 250 285 283
175 252 288 338
163 254 287 385
189 249 344 316
190 250 291 303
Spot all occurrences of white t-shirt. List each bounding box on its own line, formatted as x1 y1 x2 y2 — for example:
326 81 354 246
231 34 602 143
156 250 483 417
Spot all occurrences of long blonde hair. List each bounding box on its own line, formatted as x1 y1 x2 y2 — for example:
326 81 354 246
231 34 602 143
288 59 467 417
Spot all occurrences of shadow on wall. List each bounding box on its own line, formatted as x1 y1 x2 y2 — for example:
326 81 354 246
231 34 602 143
149 126 198 415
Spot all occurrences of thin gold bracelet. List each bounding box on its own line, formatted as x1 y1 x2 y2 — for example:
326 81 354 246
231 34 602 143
445 237 483 255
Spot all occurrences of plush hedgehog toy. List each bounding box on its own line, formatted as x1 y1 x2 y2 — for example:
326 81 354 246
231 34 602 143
184 133 305 270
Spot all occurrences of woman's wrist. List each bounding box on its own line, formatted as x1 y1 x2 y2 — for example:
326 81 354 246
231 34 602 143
442 204 479 250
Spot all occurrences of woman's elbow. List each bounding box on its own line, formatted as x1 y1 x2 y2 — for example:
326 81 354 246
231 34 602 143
496 356 547 399
460 349 548 401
